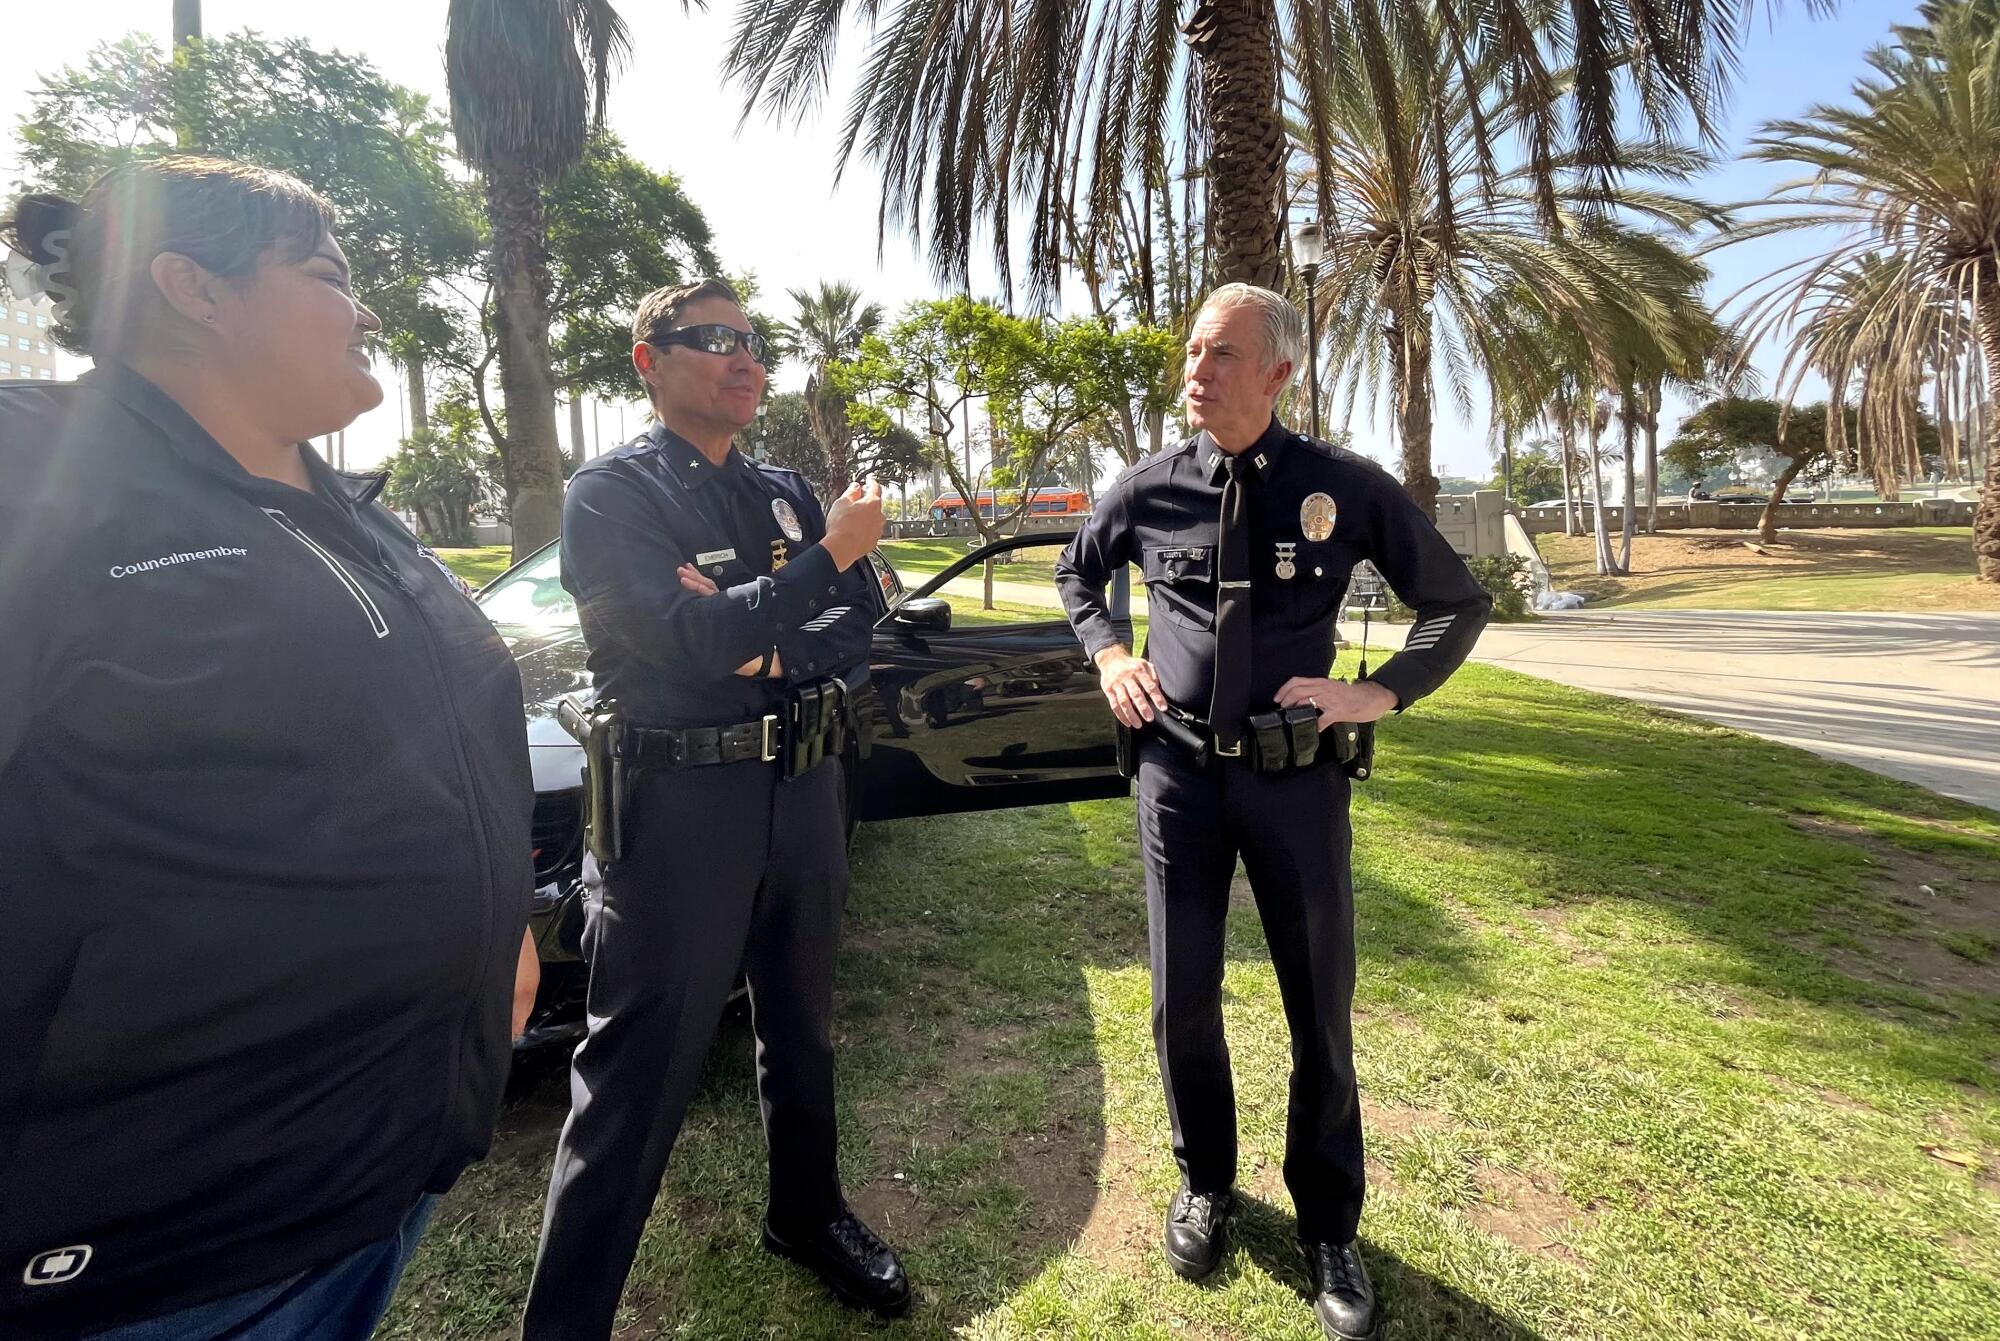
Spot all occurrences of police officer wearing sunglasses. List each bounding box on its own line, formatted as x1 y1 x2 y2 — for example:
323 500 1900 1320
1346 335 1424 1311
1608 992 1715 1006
522 280 906 1339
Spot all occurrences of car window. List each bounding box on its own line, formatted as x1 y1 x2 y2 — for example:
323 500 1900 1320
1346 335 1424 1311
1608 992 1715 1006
477 545 576 626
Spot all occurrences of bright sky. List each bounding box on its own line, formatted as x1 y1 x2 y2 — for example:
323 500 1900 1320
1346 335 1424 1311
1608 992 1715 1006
0 0 1928 481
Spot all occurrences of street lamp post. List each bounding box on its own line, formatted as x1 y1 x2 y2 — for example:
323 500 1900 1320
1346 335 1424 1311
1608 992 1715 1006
1289 221 1325 439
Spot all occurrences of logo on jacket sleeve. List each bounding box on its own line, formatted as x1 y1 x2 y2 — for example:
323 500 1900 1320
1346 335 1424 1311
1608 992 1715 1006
23 1244 92 1286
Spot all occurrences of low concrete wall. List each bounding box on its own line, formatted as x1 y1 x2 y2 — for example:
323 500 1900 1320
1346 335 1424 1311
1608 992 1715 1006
1516 497 1975 535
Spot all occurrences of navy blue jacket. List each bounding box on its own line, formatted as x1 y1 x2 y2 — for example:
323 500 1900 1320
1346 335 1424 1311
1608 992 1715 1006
0 366 533 1338
560 424 876 727
1056 418 1492 714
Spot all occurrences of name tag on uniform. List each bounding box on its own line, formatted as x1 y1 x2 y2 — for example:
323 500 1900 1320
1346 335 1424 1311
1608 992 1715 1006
695 549 737 566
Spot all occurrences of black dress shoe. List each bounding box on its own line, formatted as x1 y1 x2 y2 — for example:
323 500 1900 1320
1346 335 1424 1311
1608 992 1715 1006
1302 1238 1379 1341
1163 1183 1235 1280
763 1206 912 1317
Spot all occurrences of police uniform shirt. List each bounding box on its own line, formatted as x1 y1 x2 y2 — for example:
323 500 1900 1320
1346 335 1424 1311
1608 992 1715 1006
1055 416 1492 716
560 423 876 727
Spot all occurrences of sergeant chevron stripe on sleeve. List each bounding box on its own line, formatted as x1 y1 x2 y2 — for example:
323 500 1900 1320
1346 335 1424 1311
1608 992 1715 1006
1402 615 1456 652
799 607 851 633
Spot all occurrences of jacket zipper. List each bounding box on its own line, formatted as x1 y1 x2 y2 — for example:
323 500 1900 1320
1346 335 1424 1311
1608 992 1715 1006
353 519 503 1169
261 508 391 639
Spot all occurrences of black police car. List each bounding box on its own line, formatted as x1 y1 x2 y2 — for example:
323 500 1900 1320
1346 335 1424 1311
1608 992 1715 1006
478 532 1132 1047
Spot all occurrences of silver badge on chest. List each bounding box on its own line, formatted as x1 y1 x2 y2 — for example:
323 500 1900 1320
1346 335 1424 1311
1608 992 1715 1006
1300 492 1337 542
771 497 805 542
1275 541 1298 580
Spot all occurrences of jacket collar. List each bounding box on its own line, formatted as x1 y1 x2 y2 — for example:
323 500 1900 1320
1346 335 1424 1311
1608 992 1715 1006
87 361 386 505
649 421 744 491
1199 415 1292 485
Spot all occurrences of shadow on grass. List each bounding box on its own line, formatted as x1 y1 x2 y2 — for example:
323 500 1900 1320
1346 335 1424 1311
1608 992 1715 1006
1229 1195 1546 1341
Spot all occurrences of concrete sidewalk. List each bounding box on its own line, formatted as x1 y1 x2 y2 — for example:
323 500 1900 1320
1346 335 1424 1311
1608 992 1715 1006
1439 609 2000 811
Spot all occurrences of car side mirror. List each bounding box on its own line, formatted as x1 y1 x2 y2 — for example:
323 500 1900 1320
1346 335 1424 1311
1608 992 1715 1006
891 597 952 632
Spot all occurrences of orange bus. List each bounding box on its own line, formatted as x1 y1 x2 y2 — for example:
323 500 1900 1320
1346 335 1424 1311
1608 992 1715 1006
929 487 1090 521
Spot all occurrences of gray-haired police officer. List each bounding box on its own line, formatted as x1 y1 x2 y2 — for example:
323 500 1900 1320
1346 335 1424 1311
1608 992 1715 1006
522 280 908 1340
1055 283 1491 1341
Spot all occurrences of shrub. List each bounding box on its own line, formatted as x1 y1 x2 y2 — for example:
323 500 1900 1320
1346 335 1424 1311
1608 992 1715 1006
1386 553 1532 623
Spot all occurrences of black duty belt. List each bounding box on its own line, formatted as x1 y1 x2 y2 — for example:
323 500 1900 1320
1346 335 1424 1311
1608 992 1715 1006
627 716 780 770
1119 702 1372 779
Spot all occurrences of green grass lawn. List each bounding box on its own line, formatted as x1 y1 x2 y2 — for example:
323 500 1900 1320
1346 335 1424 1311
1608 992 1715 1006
382 666 2000 1341
1537 527 2000 613
435 545 516 588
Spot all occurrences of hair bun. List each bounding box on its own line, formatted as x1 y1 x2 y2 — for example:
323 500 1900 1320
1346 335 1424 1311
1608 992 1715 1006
4 193 81 264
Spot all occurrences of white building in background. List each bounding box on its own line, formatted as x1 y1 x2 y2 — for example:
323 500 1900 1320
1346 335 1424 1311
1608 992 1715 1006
2 295 59 382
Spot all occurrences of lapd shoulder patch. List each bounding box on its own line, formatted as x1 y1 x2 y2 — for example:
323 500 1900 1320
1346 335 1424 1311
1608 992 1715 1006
1300 492 1338 541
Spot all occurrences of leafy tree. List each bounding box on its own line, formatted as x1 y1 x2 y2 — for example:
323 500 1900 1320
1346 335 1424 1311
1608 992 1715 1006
847 298 1172 605
1731 0 2000 579
383 388 502 546
1668 397 1940 543
447 0 633 560
726 0 1821 298
15 30 482 404
545 133 720 405
1495 443 1566 504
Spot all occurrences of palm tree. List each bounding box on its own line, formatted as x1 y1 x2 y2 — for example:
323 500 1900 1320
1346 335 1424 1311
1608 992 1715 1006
1302 33 1722 517
726 0 1823 301
784 282 884 495
446 0 631 560
1728 0 2000 580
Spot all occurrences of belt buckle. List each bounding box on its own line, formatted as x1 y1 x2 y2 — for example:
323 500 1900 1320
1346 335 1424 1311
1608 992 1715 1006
760 714 780 763
1213 739 1243 757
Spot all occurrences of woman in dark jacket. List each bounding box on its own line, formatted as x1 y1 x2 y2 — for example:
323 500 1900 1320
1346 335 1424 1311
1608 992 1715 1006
0 156 538 1341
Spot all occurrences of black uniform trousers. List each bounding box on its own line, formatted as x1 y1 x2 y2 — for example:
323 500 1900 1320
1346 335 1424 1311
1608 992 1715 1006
522 755 849 1341
1136 738 1365 1245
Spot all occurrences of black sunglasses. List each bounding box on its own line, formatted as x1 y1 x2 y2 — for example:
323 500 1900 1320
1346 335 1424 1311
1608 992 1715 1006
652 323 769 365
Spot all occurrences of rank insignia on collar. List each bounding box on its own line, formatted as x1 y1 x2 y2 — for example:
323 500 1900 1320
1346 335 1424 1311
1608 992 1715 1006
1275 541 1298 580
1300 492 1337 541
772 497 805 542
771 538 790 571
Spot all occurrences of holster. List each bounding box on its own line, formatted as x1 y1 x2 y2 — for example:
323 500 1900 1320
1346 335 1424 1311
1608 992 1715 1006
1116 707 1210 775
557 692 626 864
785 678 849 778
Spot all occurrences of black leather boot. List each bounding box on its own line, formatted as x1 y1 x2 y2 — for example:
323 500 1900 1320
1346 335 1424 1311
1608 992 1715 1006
763 1205 912 1317
1302 1238 1379 1340
1163 1183 1235 1280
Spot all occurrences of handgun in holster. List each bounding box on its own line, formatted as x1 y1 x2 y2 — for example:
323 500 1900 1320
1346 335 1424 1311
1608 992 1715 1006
556 692 626 863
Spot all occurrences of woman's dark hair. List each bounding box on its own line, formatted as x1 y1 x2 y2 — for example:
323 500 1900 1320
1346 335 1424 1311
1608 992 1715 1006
1 156 337 356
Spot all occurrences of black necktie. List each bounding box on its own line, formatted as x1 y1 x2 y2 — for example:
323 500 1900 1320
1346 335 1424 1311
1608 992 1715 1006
1209 453 1252 753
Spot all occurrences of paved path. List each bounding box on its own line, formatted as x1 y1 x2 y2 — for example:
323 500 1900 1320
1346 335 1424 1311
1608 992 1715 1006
906 568 2000 810
1442 610 2000 812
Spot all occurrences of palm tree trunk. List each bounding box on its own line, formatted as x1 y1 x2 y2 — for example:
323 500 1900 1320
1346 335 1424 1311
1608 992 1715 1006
569 394 587 469
1644 378 1661 534
1974 293 2000 583
173 0 201 45
1389 318 1440 517
1618 405 1637 571
484 164 565 562
1184 0 1285 287
1559 422 1578 537
1588 417 1616 575
406 352 429 437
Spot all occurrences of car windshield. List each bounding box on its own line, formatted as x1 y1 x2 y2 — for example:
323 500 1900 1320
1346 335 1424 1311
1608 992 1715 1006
476 545 576 627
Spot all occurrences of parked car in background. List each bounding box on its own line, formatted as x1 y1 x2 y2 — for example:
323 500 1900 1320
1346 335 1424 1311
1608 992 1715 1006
478 533 1131 1047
